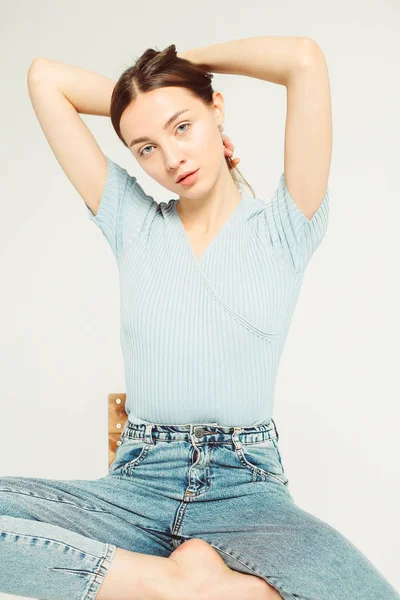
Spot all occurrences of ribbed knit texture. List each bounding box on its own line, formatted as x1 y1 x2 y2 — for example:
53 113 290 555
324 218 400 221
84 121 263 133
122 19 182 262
86 156 329 427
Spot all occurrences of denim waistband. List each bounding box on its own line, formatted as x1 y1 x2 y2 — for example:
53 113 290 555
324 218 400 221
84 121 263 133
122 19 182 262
122 417 280 446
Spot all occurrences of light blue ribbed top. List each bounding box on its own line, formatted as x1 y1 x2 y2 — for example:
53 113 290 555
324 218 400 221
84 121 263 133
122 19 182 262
85 157 329 427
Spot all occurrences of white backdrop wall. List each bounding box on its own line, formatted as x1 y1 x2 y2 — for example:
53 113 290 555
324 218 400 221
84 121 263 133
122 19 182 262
1 0 399 597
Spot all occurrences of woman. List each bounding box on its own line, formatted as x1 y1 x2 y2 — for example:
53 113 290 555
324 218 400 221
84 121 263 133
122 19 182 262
2 37 399 600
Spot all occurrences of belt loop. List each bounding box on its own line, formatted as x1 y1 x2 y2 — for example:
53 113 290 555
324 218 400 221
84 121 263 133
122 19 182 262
271 418 279 440
144 423 154 445
232 426 243 450
189 424 200 449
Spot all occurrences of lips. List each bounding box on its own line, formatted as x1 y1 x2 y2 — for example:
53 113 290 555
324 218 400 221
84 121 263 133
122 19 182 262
177 169 198 183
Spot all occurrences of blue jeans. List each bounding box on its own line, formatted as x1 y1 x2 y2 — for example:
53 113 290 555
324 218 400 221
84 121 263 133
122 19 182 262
1 417 399 600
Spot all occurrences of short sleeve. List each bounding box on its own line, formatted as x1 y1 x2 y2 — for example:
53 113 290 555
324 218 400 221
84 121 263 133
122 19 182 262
85 156 157 261
256 172 330 272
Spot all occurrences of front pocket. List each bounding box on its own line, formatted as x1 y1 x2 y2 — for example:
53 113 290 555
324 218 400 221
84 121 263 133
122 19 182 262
108 437 150 475
235 438 289 486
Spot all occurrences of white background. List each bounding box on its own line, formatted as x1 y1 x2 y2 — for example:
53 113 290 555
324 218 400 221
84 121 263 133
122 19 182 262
1 0 399 596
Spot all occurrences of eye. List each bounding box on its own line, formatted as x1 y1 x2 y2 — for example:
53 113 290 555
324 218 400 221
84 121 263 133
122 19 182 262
176 122 191 134
138 122 191 157
139 144 154 157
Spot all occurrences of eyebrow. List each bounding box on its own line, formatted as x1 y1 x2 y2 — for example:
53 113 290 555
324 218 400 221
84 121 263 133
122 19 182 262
129 108 190 149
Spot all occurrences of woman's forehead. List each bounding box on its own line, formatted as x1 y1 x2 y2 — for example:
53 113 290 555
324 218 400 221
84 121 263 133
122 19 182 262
121 90 204 142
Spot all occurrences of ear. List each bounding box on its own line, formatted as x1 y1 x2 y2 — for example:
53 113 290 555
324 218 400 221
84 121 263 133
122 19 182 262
212 91 225 131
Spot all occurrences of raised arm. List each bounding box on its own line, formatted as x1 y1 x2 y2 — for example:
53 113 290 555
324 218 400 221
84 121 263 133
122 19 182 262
283 41 332 220
179 36 332 220
27 57 117 216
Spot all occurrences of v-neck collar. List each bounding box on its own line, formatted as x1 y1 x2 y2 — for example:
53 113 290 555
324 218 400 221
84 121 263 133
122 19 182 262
172 190 248 265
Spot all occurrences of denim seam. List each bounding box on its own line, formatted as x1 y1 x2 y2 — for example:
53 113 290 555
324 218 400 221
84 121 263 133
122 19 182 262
123 436 277 444
1 530 100 560
121 444 152 476
271 438 287 474
234 447 288 486
205 541 298 600
82 543 117 600
0 488 109 513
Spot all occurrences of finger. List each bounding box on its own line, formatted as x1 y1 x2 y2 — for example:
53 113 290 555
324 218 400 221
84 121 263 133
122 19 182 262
223 139 234 151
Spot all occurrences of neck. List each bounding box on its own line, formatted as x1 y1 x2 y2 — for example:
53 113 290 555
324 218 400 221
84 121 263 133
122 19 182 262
176 170 242 232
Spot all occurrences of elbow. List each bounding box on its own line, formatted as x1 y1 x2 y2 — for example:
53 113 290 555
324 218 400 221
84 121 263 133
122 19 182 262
28 57 51 78
296 38 325 68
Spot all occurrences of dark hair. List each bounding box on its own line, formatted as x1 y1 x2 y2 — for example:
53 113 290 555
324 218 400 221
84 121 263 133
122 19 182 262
110 43 255 198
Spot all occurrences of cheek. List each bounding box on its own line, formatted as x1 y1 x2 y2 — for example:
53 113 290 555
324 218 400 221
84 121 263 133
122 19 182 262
140 164 164 186
194 124 223 160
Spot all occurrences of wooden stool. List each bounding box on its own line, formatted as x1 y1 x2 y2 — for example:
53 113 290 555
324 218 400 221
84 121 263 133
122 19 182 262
108 393 128 467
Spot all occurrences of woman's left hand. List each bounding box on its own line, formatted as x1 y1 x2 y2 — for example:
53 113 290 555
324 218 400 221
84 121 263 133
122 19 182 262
219 126 240 167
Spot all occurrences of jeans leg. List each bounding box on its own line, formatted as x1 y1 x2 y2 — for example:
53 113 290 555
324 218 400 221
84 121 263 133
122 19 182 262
0 475 121 600
0 514 116 600
185 484 400 600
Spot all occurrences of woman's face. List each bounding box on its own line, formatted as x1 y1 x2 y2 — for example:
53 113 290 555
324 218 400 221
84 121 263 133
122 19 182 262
120 86 226 197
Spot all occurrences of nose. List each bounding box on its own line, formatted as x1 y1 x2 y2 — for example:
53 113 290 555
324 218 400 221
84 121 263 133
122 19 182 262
163 143 185 172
